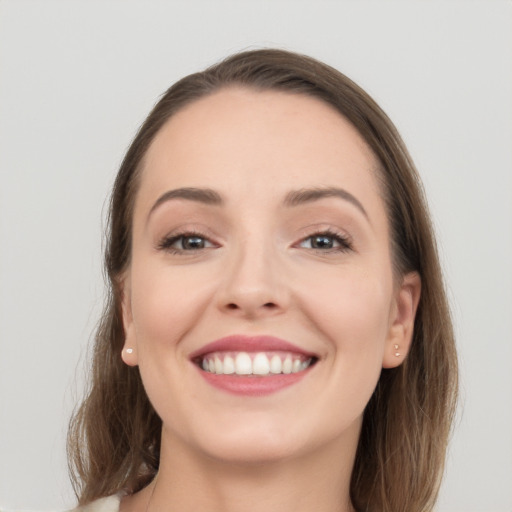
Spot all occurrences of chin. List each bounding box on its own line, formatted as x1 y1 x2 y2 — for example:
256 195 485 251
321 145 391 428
176 415 308 465
203 435 301 465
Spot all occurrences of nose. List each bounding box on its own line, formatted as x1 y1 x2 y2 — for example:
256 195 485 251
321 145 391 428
215 242 289 319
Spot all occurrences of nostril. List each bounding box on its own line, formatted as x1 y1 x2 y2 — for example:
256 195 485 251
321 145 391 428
224 302 277 311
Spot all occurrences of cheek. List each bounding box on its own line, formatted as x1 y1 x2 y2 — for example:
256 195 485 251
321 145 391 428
300 263 393 344
128 262 217 427
129 261 216 356
295 262 394 401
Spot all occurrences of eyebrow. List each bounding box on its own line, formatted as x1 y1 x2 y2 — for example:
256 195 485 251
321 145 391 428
148 187 223 218
284 187 368 219
148 185 368 220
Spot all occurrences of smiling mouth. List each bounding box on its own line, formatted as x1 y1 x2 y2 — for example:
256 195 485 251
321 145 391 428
195 351 317 376
189 335 319 395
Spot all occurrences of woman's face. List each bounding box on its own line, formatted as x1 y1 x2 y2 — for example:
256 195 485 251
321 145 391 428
121 88 419 464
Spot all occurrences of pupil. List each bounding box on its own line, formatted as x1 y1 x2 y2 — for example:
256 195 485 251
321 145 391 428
183 236 204 250
312 236 333 249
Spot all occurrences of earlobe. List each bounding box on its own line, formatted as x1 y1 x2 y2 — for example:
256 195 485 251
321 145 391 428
121 345 138 366
382 272 421 369
120 275 139 367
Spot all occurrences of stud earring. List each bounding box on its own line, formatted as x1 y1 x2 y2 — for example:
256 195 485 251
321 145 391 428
125 348 133 354
394 344 400 357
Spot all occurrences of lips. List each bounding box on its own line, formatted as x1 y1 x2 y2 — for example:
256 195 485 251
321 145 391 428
190 335 318 396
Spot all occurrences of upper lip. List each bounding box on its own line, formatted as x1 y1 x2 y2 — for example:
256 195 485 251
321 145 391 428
189 335 318 360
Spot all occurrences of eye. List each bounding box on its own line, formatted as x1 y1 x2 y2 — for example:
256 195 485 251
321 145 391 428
158 232 216 253
298 231 352 252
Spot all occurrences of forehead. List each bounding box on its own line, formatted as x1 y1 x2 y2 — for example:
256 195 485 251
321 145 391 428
138 87 382 212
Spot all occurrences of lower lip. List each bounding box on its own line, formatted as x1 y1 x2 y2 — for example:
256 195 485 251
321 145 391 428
198 369 310 396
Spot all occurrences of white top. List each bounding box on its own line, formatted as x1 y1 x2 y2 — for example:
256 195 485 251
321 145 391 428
0 495 121 512
71 495 121 512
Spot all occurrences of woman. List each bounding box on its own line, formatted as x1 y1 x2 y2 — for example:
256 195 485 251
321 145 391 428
67 49 458 512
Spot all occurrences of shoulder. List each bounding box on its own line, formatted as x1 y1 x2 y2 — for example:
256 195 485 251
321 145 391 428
0 494 121 512
70 495 121 512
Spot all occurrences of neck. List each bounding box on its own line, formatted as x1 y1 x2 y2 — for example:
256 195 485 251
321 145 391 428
137 428 358 512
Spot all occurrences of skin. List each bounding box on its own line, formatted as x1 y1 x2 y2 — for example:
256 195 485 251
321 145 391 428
119 88 421 512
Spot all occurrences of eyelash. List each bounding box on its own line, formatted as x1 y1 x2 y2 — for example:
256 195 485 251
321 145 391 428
157 229 353 255
157 231 215 254
297 229 353 253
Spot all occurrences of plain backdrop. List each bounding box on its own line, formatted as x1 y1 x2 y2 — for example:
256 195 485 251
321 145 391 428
0 1 511 511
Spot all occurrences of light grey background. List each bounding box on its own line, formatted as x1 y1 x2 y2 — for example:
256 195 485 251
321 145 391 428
1 1 511 511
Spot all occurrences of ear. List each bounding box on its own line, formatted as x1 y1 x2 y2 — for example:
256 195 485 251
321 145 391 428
382 271 421 369
119 273 139 367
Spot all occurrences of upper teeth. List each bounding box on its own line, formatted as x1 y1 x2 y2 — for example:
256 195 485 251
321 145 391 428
201 351 312 376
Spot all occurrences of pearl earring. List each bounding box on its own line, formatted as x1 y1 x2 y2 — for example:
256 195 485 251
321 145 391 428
125 348 133 354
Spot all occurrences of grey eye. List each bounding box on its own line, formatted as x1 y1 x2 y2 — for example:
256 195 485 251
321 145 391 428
297 231 352 253
309 235 336 249
159 233 216 253
300 235 339 249
180 236 207 250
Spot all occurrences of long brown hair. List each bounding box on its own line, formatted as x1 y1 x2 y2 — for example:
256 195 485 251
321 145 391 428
68 49 458 512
